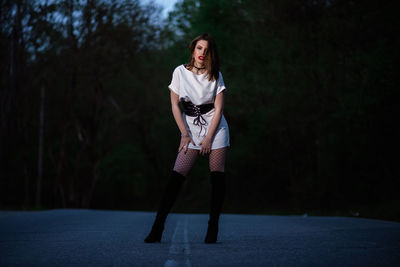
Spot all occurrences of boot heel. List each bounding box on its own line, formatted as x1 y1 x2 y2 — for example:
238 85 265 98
144 226 163 243
204 222 218 243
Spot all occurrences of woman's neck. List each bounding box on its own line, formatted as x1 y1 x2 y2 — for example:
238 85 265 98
193 63 205 70
192 63 205 74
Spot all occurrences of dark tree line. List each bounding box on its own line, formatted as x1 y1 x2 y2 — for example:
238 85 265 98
1 0 398 220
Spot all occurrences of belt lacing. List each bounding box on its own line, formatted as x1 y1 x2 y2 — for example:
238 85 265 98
181 101 214 137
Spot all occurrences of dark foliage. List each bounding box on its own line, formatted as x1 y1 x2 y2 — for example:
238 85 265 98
0 0 398 221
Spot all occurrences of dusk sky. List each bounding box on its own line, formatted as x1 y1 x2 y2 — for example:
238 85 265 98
145 0 178 17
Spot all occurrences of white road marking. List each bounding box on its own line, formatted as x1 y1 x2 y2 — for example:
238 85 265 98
183 216 191 255
165 215 192 267
164 259 178 267
169 219 181 254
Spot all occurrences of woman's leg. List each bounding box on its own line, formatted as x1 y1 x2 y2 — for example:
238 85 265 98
205 147 227 243
209 147 227 172
173 148 200 177
145 149 199 243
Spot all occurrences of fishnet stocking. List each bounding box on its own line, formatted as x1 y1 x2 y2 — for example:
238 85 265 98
173 147 227 176
173 149 199 177
209 147 227 172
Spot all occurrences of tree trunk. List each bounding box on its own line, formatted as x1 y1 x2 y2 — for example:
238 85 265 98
36 87 45 208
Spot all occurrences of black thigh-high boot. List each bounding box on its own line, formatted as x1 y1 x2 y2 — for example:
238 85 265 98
205 171 226 243
144 170 185 243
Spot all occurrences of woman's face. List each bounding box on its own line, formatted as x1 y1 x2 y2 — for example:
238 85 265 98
193 39 208 66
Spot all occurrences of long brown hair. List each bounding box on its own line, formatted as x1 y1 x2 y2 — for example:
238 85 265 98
187 33 220 81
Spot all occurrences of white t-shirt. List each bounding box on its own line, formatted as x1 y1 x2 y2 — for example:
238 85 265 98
168 64 226 105
168 64 230 150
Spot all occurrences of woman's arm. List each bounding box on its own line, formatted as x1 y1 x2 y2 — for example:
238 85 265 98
199 91 225 155
170 90 195 153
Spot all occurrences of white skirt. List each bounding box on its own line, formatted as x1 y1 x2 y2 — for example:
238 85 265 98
183 108 230 150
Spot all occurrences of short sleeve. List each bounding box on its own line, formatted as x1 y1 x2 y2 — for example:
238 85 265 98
216 72 226 95
168 67 180 95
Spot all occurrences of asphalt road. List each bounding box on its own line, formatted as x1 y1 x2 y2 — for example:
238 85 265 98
1 209 399 266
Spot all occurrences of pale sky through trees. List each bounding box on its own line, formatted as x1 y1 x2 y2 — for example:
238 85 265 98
144 0 178 17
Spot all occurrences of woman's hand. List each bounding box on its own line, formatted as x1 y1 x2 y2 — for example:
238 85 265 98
199 136 212 155
171 91 196 154
179 135 195 154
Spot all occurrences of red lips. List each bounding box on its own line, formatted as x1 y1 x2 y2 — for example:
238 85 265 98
198 56 204 60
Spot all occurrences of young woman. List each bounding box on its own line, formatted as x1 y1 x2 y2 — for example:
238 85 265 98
144 33 230 244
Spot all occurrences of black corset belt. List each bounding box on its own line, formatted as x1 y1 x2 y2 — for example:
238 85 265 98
181 101 214 137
